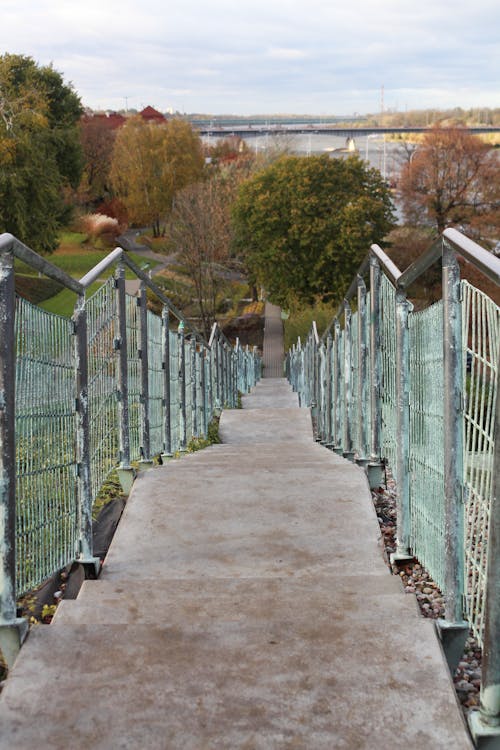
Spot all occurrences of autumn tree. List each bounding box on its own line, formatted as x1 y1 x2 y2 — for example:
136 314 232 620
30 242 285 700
232 155 394 307
399 126 500 244
0 54 83 252
169 168 242 338
78 115 117 205
110 116 204 236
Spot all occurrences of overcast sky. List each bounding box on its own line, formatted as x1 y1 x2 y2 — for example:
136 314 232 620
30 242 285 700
2 0 498 115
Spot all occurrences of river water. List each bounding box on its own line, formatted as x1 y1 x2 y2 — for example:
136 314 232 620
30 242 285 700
203 132 414 184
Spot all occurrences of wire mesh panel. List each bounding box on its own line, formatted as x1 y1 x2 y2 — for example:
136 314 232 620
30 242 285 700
364 291 372 454
379 274 397 478
408 300 445 590
336 330 344 450
126 295 141 461
169 330 181 453
350 311 359 453
147 311 164 456
86 280 119 502
462 281 499 645
184 339 193 442
196 351 205 438
15 299 77 595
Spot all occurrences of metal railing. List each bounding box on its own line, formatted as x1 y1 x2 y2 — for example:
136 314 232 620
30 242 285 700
0 232 261 667
286 228 500 740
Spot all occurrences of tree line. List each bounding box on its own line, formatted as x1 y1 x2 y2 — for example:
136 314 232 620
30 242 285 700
1 54 499 334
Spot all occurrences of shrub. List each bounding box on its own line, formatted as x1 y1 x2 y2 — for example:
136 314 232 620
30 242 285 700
78 213 119 242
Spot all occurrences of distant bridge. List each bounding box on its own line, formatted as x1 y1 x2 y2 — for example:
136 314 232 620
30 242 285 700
193 123 500 138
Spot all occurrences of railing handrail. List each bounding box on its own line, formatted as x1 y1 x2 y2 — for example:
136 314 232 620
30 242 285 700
1 233 84 295
287 227 500 738
0 232 263 667
320 229 500 343
1 233 205 344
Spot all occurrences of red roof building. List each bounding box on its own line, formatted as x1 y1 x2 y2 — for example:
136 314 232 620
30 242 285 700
139 106 167 124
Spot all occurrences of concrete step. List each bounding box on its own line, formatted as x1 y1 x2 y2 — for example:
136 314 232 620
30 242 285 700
219 406 311 443
0 607 470 749
241 377 299 408
0 365 472 748
53 575 419 626
88 450 386 584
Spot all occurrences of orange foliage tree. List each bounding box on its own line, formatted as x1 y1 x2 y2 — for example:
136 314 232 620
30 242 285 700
399 126 500 246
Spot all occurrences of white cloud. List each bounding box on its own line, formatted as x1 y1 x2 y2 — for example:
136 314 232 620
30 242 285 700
0 0 498 113
267 48 308 61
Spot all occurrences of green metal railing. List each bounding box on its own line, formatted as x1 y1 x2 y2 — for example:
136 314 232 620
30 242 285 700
0 232 261 668
287 228 500 741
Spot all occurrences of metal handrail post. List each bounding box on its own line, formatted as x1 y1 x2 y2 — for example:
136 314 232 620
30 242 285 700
244 345 249 393
325 333 333 445
178 321 187 450
191 337 198 437
333 320 343 454
220 341 228 409
392 288 412 560
367 256 384 488
161 307 172 458
201 346 208 436
469 364 500 743
115 262 133 494
343 301 355 461
0 247 28 667
138 282 152 464
230 345 235 406
317 342 326 440
437 240 468 672
207 346 213 417
74 294 99 573
357 277 369 464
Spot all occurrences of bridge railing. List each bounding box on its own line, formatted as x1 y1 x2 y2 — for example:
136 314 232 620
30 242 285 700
286 228 500 740
0 232 261 667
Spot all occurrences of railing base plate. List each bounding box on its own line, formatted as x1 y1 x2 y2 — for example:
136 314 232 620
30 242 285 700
78 557 101 580
117 466 136 495
435 618 469 674
468 710 500 749
390 552 415 565
355 457 370 468
366 462 385 489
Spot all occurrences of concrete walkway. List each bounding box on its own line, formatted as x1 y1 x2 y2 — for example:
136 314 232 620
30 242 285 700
0 313 472 748
263 301 285 377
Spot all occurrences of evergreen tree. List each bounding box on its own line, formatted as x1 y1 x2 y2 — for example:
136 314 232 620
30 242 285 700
0 54 83 253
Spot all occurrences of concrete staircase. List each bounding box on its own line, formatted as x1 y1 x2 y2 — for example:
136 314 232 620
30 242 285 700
0 376 472 749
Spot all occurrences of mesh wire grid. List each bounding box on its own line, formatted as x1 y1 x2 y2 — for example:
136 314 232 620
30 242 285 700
15 299 77 595
408 300 446 591
379 274 398 479
462 281 499 645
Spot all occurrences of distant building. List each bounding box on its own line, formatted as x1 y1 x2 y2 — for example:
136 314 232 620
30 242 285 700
81 112 126 130
139 106 167 124
81 106 167 129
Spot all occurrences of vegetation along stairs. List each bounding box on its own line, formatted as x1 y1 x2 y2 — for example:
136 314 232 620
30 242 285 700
0 304 472 748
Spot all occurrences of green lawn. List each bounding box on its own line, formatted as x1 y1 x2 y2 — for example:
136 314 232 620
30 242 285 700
39 282 104 317
15 232 160 317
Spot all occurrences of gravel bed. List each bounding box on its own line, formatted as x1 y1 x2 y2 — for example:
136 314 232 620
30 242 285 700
372 475 482 715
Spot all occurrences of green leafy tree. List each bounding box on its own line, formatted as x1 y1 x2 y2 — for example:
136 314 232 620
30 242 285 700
0 54 83 253
232 154 394 307
110 116 204 236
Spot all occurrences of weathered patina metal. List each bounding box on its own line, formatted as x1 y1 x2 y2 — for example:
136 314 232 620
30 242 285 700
286 229 499 725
